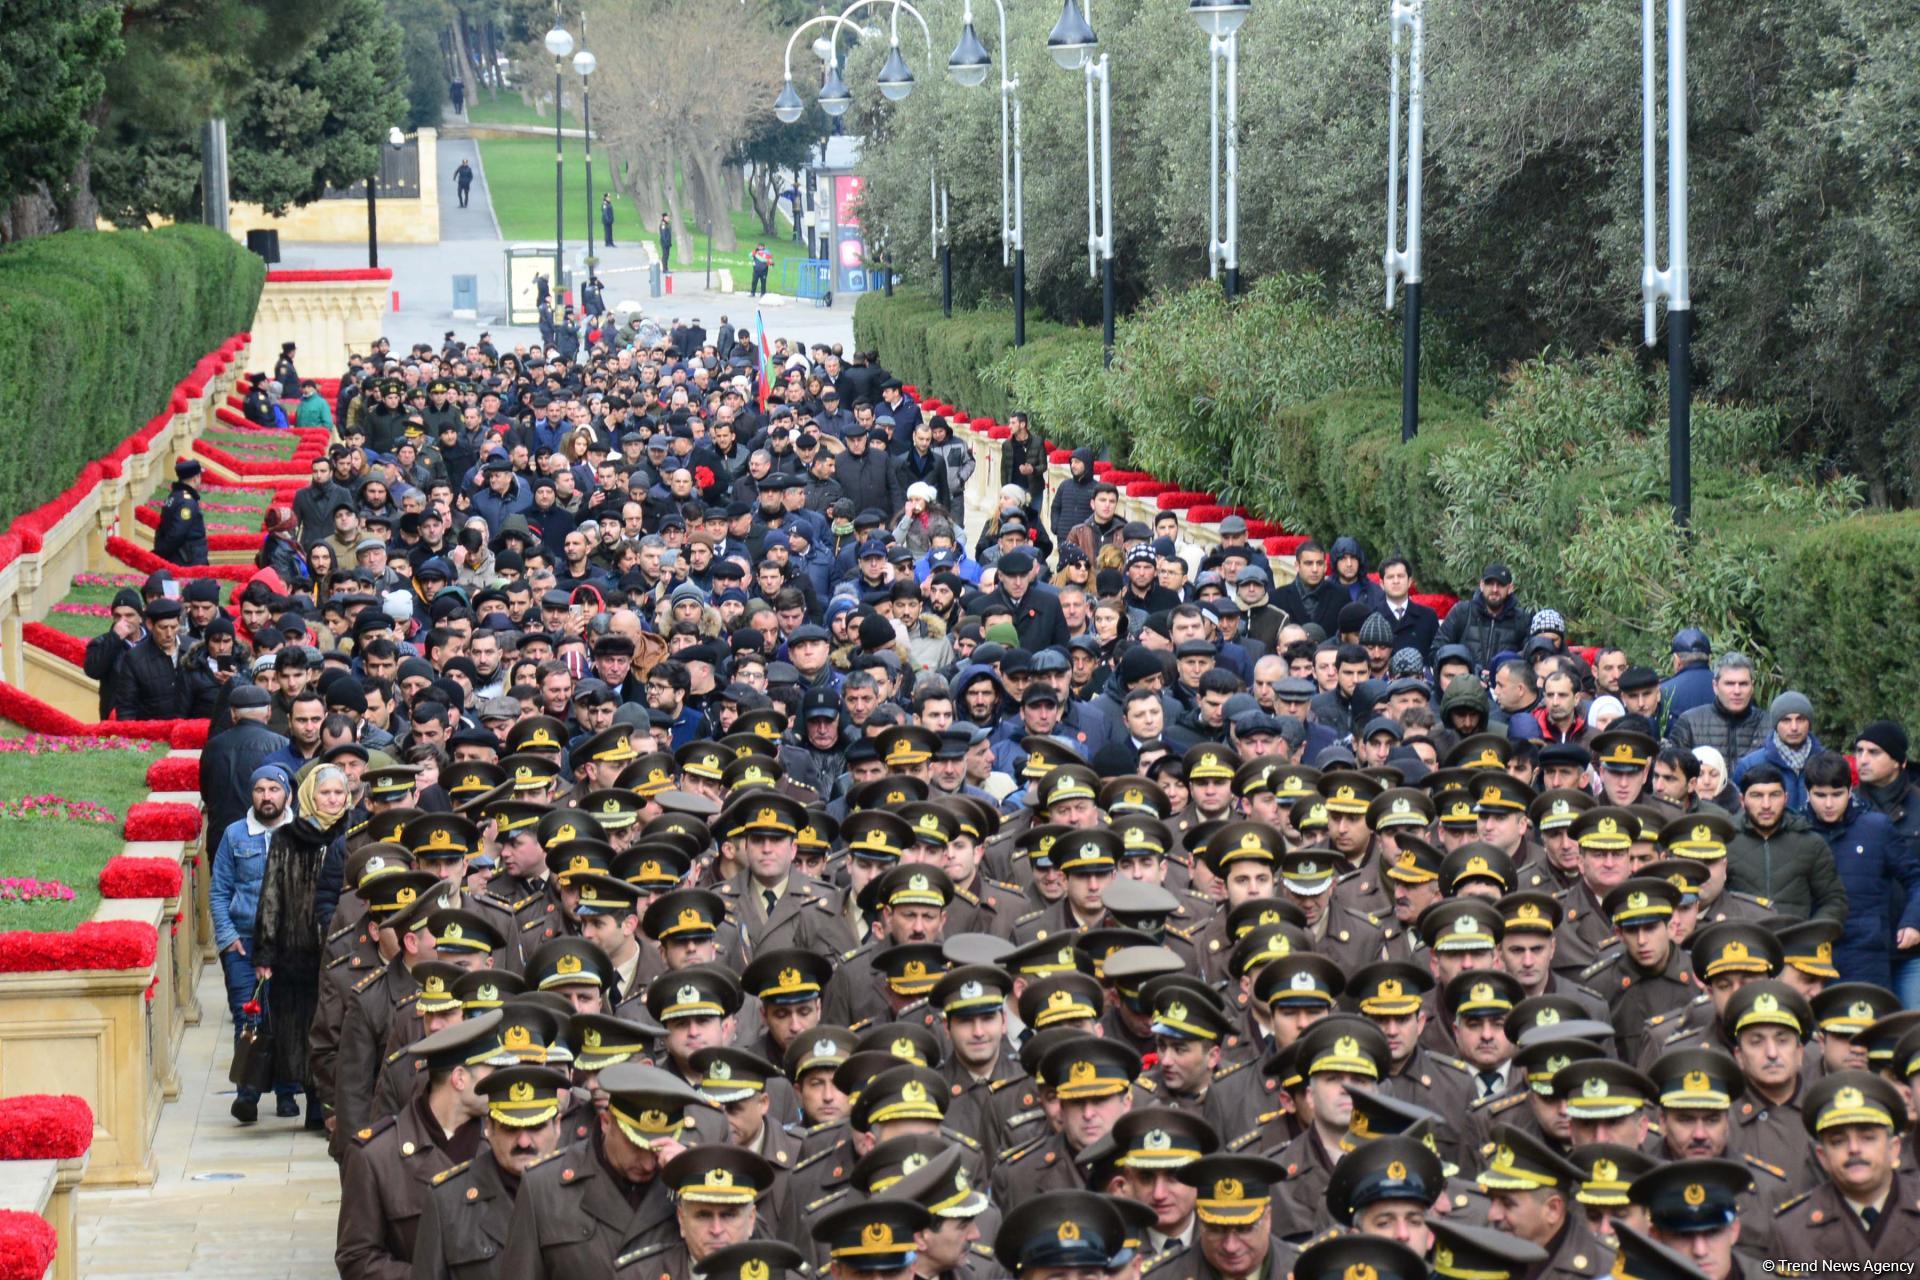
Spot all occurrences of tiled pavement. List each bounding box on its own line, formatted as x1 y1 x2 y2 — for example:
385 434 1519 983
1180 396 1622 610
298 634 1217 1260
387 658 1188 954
78 961 338 1278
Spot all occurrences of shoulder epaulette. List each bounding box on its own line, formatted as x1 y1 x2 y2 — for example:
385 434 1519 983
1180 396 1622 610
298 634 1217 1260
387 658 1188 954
325 921 354 943
1775 1189 1813 1214
354 1115 397 1146
1256 1108 1286 1125
1134 1076 1157 1092
351 966 388 993
1143 1248 1188 1276
1005 1107 1045 1128
1014 908 1046 925
792 1145 841 1174
326 951 354 969
430 1160 472 1187
840 944 866 962
1211 1058 1251 1084
953 886 981 906
1166 923 1197 942
1662 1025 1701 1046
1437 1054 1471 1072
987 1076 1024 1092
346 818 370 838
1226 1129 1262 1152
616 1241 676 1268
969 1243 995 1260
990 878 1021 893
383 1048 409 1065
1480 1093 1527 1116
805 1119 841 1136
1742 1153 1786 1180
1001 1135 1047 1163
526 1148 567 1171
939 1126 982 1151
806 1187 851 1212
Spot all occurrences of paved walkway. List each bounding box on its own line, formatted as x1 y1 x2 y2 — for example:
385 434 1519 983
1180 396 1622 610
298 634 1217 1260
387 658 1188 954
440 136 503 241
77 961 337 1279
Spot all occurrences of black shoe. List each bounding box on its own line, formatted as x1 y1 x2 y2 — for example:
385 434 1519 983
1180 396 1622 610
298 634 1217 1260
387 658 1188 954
231 1097 258 1125
275 1096 301 1118
303 1108 326 1131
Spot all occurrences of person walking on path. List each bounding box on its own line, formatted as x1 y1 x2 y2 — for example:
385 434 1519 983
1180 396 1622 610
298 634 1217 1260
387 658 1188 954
453 159 473 209
602 193 615 247
658 213 673 265
250 763 352 1128
210 763 296 1124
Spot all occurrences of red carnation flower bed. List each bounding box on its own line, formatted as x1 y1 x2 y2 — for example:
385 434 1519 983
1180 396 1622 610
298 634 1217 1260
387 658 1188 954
124 802 202 842
145 755 200 791
0 1095 95 1160
1049 448 1072 464
265 268 393 283
987 426 1012 440
107 536 255 582
21 622 86 667
1129 480 1173 498
969 417 993 431
1187 505 1228 523
169 721 210 749
99 857 185 900
1157 491 1217 511
0 921 159 973
0 1210 56 1280
1414 592 1461 615
1244 519 1287 539
1265 534 1311 556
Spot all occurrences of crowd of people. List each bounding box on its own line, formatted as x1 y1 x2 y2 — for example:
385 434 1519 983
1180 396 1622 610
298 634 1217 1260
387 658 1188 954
85 318 1920 1278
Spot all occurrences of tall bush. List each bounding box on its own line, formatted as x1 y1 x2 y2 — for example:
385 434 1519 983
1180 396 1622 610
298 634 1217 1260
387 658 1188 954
0 226 264 525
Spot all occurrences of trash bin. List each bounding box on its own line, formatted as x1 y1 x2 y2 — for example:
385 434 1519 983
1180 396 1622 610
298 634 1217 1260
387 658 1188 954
649 263 662 298
451 274 478 314
244 229 281 263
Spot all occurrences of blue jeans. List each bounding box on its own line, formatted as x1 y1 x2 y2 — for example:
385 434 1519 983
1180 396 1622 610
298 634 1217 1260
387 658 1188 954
1897 952 1920 1010
219 946 298 1104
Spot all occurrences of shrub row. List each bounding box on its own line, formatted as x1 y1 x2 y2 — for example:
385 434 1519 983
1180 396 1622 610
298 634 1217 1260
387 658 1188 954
858 282 1920 738
0 227 266 525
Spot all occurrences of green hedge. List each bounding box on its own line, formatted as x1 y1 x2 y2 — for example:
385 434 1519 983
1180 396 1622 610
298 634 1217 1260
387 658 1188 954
0 226 266 525
855 290 1095 426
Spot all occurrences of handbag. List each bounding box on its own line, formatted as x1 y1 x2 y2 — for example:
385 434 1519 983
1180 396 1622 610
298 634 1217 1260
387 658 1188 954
228 979 275 1091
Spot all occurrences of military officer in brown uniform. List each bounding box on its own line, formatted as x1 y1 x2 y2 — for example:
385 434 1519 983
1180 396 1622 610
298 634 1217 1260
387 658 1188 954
1635 923 1785 1071
1275 849 1388 973
1626 1156 1768 1279
499 1063 710 1279
1321 1131 1447 1252
609 1146 778 1280
1264 1017 1391 1236
411 1062 571 1280
1772 1071 1920 1264
462 801 568 973
735 948 832 1066
1720 979 1823 1192
711 792 858 957
932 963 1030 1157
992 1037 1142 1205
1553 807 1641 976
1583 878 1699 1064
1477 1123 1617 1279
1160 1153 1303 1280
1661 814 1778 928
337 1013 514 1276
314 864 434 1136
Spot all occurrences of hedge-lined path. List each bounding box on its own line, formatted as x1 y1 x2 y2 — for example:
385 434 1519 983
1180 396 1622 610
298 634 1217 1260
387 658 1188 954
77 961 336 1278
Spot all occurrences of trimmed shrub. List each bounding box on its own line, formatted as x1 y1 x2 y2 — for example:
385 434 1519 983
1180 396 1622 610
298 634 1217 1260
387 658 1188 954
0 226 265 525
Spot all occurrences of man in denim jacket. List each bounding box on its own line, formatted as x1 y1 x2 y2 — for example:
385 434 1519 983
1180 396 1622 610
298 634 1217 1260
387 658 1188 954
209 762 295 1123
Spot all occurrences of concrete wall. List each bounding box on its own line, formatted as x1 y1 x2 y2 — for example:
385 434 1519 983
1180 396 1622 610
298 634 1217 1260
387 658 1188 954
228 128 442 246
250 272 395 374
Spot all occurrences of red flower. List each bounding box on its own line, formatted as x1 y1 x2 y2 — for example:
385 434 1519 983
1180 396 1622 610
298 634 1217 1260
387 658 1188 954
0 1210 57 1280
0 1095 94 1160
144 755 201 792
695 466 716 490
99 856 185 900
0 921 159 973
124 802 203 843
241 998 262 1018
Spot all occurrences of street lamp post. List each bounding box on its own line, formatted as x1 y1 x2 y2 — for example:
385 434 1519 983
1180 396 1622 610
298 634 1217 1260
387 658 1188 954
545 18 575 292
947 0 1026 345
1643 0 1691 528
1191 1 1248 300
1047 0 1113 366
1384 0 1424 442
574 20 597 265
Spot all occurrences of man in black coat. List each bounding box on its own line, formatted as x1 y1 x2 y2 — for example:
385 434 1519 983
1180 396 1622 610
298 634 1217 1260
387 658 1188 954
110 598 189 721
200 686 289 840
833 422 900 520
292 457 355 544
1273 539 1347 635
84 588 147 719
986 549 1070 651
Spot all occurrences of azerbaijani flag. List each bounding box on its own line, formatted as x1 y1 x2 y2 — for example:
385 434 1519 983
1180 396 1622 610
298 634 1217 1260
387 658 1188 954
754 310 773 412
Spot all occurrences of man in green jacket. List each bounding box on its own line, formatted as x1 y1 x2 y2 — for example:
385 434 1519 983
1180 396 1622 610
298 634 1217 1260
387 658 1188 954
295 380 335 429
1726 762 1847 922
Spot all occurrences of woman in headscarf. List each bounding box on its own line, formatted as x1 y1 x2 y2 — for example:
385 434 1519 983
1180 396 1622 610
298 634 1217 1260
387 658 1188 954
251 762 352 1126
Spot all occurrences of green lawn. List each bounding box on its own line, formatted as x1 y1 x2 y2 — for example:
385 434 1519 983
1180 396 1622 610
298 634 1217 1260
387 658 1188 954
476 136 613 246
0 737 168 932
205 426 303 459
476 137 812 296
464 92 579 131
40 582 124 639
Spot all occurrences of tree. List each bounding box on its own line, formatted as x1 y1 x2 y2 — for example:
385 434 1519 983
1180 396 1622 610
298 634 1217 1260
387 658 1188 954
0 0 121 239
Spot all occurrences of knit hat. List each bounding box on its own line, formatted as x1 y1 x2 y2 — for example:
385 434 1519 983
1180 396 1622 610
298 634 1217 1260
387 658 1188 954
1118 647 1165 687
859 613 897 652
1857 719 1908 765
1389 648 1425 676
1769 691 1813 721
1358 613 1393 646
1529 608 1566 636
